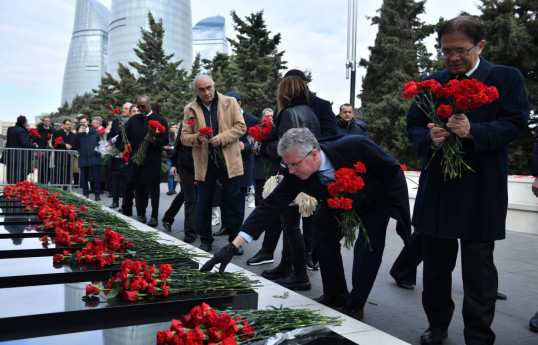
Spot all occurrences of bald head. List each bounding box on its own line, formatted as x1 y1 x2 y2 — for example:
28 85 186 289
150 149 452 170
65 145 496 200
194 75 215 106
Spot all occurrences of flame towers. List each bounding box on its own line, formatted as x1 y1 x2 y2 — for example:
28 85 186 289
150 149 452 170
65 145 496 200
61 0 193 106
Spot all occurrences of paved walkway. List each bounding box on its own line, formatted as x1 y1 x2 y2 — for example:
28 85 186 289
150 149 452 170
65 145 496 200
85 184 538 345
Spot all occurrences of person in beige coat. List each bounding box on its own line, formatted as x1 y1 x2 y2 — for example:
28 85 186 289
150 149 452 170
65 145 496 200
181 75 246 252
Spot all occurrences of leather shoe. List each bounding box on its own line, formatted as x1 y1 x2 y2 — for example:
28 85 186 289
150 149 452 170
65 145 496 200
234 245 244 256
342 307 364 321
496 292 507 300
199 243 212 252
109 203 118 209
162 220 172 232
122 208 132 216
261 264 292 280
247 249 274 265
305 252 319 270
213 227 230 236
313 292 349 309
529 312 538 332
275 272 311 291
147 217 158 227
184 233 197 243
137 216 147 224
95 195 101 201
396 280 415 290
420 327 447 345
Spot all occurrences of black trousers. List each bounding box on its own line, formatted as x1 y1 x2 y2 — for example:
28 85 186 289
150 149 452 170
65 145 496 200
390 230 423 284
280 205 306 274
135 182 160 219
421 234 497 344
163 168 196 236
313 205 389 311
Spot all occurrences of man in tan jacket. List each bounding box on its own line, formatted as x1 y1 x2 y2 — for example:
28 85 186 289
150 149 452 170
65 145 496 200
181 75 246 252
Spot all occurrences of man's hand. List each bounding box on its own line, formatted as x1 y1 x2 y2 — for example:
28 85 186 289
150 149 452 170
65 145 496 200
66 144 72 150
428 123 450 148
170 166 178 176
145 134 155 143
164 145 171 150
209 135 221 147
200 243 236 274
446 114 473 139
239 141 245 151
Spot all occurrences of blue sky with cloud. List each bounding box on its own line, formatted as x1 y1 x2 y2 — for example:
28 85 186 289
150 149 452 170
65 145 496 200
1 0 479 123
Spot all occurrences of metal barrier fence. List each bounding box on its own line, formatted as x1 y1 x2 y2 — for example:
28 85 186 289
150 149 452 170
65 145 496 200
0 147 76 190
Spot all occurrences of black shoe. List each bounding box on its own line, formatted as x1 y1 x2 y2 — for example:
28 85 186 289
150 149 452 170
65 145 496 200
166 191 174 195
314 293 349 309
529 312 538 332
342 307 364 321
213 227 230 236
247 250 274 266
199 243 212 252
275 272 311 291
162 220 172 232
262 264 292 280
122 209 132 216
496 292 507 300
395 280 415 290
305 252 319 270
420 328 448 345
137 216 147 224
147 217 158 227
234 245 244 256
95 195 101 201
184 233 197 244
109 203 118 209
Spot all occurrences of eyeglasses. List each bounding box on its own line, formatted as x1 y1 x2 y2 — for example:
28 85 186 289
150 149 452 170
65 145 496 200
438 43 478 59
138 104 147 108
280 149 313 169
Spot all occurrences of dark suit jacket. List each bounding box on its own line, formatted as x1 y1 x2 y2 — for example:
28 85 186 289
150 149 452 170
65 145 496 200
532 131 538 177
52 129 74 149
407 57 529 241
240 135 411 244
239 110 260 188
124 111 168 184
308 91 338 138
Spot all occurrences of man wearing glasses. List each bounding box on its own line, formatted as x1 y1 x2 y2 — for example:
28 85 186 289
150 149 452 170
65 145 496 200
404 16 529 345
201 127 411 322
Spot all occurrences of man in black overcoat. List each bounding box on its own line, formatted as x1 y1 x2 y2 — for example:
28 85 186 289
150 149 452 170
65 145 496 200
4 116 37 184
201 128 411 321
124 95 168 227
51 119 74 186
404 16 529 345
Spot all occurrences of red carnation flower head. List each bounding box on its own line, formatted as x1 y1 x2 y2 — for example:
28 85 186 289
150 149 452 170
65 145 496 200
113 109 120 114
436 104 453 118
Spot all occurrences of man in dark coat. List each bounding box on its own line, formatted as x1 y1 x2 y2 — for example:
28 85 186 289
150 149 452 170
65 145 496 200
201 128 411 321
71 116 102 200
529 131 538 332
36 116 56 184
4 115 37 184
125 95 168 227
51 119 74 186
336 104 368 136
405 16 529 345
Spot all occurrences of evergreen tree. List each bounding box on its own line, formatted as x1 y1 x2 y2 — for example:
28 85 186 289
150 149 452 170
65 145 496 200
479 0 538 174
359 0 436 169
212 10 286 115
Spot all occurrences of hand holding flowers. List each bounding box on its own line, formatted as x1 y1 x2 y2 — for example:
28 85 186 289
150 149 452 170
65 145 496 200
132 120 166 166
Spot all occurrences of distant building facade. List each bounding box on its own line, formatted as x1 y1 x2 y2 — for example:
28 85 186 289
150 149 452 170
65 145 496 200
107 0 193 79
61 0 110 106
192 16 228 63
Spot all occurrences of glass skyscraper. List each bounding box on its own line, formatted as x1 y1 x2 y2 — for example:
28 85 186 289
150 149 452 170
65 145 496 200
107 0 193 79
193 16 228 63
61 0 110 106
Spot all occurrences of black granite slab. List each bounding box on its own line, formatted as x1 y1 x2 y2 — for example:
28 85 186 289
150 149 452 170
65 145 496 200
0 215 41 225
0 237 83 259
0 256 199 288
0 223 53 239
0 282 258 341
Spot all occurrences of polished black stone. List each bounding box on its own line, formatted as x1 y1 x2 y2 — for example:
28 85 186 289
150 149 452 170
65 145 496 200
0 223 53 239
0 281 258 341
0 237 82 259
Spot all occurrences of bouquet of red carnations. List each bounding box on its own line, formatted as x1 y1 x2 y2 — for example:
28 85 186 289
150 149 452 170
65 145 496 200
248 117 274 142
131 120 166 167
327 161 369 250
403 78 499 180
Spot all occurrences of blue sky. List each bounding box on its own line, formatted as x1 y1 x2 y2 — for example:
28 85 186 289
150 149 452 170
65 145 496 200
1 0 479 124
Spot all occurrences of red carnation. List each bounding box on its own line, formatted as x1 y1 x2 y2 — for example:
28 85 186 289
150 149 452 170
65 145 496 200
113 108 120 114
199 127 213 137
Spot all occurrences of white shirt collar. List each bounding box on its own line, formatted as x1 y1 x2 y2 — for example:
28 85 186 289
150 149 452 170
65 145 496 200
466 58 480 77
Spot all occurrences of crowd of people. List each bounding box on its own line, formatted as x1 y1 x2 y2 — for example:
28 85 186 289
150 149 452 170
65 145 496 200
3 15 537 345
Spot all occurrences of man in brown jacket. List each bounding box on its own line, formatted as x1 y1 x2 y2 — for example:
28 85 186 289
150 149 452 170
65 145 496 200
181 75 246 252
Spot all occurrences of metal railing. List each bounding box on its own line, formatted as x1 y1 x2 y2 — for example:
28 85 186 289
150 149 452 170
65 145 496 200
0 147 76 190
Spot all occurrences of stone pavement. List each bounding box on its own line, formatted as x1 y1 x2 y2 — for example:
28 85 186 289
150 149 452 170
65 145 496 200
85 183 538 345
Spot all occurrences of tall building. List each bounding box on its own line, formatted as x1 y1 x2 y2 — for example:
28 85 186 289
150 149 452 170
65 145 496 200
192 16 228 63
61 0 110 106
107 0 193 79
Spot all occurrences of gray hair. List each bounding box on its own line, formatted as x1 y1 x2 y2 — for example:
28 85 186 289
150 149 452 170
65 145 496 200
137 95 151 104
277 128 320 157
262 108 274 116
193 75 214 89
92 116 103 125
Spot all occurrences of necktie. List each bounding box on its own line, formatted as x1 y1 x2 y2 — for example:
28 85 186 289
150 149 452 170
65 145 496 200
456 74 469 81
318 171 333 186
